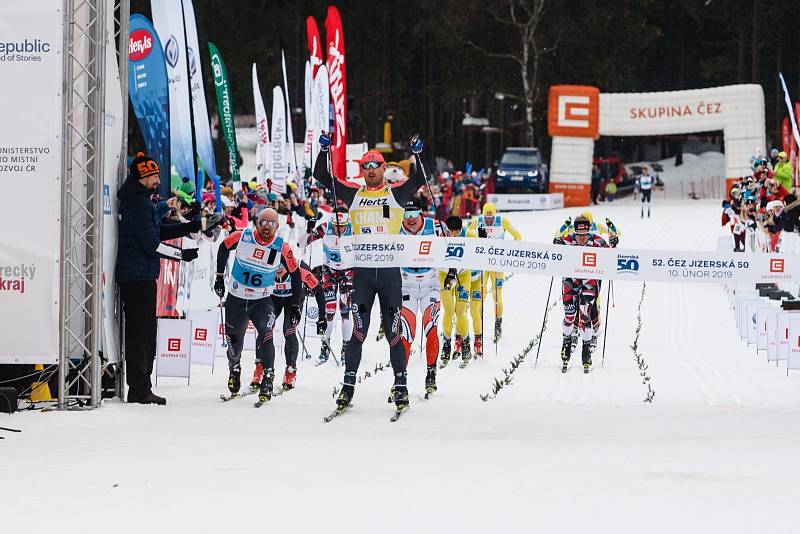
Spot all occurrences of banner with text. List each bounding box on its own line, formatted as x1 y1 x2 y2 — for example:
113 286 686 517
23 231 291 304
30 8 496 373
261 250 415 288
0 2 63 363
333 234 800 285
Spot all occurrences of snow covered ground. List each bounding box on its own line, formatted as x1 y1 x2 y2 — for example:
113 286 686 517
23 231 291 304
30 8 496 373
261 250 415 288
4 196 800 533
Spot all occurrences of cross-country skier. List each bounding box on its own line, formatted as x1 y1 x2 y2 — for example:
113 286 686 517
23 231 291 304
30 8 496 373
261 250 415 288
438 216 475 367
214 208 302 404
313 134 426 412
553 215 611 373
398 200 441 394
301 206 354 365
467 202 522 349
267 260 321 392
638 167 654 218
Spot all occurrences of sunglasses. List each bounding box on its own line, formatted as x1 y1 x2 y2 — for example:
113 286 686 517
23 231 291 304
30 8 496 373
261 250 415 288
334 212 350 225
361 161 382 170
403 210 422 219
257 219 278 228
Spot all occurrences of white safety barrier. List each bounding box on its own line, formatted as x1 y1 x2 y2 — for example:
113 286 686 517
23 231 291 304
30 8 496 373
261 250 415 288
333 234 798 284
486 193 564 211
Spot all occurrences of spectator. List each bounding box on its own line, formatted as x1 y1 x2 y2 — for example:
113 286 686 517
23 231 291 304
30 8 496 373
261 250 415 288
591 164 602 205
117 153 200 405
764 200 785 252
604 180 618 202
773 151 793 192
769 148 780 169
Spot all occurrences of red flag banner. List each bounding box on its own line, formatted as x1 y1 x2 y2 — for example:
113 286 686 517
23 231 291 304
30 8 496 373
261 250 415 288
325 6 347 182
306 16 323 79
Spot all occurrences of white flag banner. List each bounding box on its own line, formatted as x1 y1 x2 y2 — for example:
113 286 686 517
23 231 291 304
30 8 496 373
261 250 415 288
102 0 124 364
303 60 314 173
281 50 301 196
766 309 780 361
311 65 329 168
156 318 193 380
151 0 194 184
183 0 217 180
270 86 287 194
0 1 63 363
331 234 800 285
746 302 769 345
756 306 775 351
253 63 271 186
738 298 763 339
777 311 800 361
187 309 217 366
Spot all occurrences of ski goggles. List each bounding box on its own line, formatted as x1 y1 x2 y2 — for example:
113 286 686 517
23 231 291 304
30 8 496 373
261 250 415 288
333 212 350 225
256 219 279 228
403 209 422 219
361 161 382 170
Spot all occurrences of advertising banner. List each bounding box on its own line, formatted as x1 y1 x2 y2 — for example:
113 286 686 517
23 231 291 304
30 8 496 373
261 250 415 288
487 193 564 211
281 50 301 197
777 311 800 361
324 6 347 181
208 42 240 185
156 318 192 380
128 14 171 198
330 234 800 285
252 63 271 186
757 308 777 352
183 0 217 184
766 309 780 361
151 0 194 190
306 16 323 78
270 86 287 194
103 0 125 364
303 61 314 174
156 239 182 317
186 309 217 366
311 65 329 168
788 318 800 373
0 1 63 363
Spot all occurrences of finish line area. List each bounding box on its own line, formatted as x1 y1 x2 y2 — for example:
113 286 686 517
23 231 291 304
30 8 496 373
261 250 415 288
5 199 800 534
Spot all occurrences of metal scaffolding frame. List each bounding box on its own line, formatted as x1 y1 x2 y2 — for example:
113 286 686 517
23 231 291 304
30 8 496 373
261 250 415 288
58 0 129 410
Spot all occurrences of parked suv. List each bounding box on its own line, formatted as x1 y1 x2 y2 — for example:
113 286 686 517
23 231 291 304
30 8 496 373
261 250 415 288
494 147 548 193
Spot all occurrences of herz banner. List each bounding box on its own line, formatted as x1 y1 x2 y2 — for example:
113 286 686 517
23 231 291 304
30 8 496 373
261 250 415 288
0 1 63 363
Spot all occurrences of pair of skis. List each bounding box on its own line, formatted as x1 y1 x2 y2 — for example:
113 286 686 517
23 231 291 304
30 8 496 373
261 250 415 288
322 403 409 423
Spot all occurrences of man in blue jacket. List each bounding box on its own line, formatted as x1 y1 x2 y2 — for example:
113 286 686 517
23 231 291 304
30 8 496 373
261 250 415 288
117 153 200 405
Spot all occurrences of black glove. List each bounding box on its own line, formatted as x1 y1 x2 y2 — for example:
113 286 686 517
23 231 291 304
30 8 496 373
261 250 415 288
316 317 327 336
214 275 226 298
444 269 458 290
289 305 302 326
181 248 199 262
609 235 619 247
186 219 202 234
306 219 315 234
304 283 316 297
478 227 487 238
553 237 564 245
319 132 332 152
342 279 354 295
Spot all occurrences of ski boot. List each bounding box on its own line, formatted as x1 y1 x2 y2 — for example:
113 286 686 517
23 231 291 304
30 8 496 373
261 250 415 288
453 334 464 360
582 341 592 374
389 371 409 407
257 368 275 405
474 334 484 359
336 385 354 409
250 362 263 390
228 364 241 394
494 318 502 343
317 339 332 365
281 365 296 391
459 337 472 368
561 335 572 373
425 365 437 396
440 337 452 368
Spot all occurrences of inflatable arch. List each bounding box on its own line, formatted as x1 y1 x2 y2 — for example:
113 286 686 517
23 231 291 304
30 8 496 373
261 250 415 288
547 84 766 206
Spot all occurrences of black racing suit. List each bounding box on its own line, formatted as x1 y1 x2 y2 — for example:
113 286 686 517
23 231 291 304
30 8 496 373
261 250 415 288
312 152 426 392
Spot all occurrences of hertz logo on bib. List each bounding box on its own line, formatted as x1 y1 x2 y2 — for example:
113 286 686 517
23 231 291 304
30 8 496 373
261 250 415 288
350 186 403 235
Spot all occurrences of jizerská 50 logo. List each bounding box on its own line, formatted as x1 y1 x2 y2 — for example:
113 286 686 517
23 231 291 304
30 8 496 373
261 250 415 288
616 254 640 274
445 244 465 261
128 30 153 61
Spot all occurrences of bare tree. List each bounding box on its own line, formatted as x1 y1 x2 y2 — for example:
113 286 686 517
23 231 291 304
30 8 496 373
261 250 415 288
445 0 557 146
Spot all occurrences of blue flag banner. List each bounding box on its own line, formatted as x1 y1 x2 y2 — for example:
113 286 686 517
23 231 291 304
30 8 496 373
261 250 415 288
128 14 171 198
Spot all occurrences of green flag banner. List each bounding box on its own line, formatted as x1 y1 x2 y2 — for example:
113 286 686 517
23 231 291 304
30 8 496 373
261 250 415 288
208 42 240 184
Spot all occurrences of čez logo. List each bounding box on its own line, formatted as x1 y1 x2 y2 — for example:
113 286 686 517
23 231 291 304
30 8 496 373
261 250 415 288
616 254 640 274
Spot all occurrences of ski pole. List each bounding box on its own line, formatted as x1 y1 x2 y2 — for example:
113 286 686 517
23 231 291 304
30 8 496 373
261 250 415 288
323 132 342 237
601 281 612 367
610 279 615 308
534 276 555 368
410 135 447 236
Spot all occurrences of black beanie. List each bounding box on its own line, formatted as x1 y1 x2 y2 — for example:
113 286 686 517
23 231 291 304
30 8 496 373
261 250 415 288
129 152 160 182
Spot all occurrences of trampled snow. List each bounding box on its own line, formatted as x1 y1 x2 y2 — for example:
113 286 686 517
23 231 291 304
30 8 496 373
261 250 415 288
3 197 800 533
